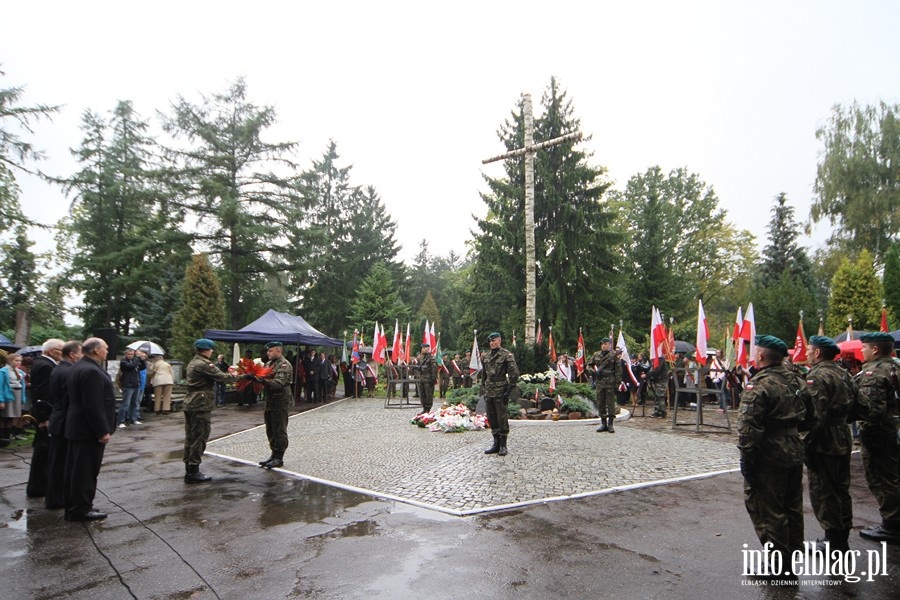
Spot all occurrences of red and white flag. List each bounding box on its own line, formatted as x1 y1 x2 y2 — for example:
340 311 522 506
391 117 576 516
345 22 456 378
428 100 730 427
469 332 482 375
548 327 557 364
791 319 808 364
650 306 666 367
740 303 757 367
371 322 385 364
617 331 639 385
881 307 890 333
404 322 411 363
733 306 745 366
429 322 436 350
535 319 543 346
695 299 710 365
390 319 401 362
422 320 430 346
574 328 586 376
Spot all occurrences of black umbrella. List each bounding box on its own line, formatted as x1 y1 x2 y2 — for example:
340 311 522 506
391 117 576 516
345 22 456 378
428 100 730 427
674 340 695 353
14 345 43 356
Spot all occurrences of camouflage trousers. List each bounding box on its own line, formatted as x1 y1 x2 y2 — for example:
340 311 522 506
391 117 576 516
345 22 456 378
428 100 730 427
183 410 211 466
486 395 510 435
595 383 616 418
265 408 289 453
651 381 668 414
860 432 900 527
807 452 853 532
743 462 804 560
419 382 434 412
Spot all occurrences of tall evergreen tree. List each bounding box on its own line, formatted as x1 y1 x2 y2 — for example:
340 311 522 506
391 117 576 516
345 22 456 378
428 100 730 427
162 78 299 328
288 142 401 336
826 249 882 334
883 244 900 326
171 254 225 362
471 77 619 349
416 291 441 332
347 262 407 333
0 223 37 330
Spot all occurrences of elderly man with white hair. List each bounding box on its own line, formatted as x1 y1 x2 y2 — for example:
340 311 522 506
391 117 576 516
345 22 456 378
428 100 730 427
26 339 65 498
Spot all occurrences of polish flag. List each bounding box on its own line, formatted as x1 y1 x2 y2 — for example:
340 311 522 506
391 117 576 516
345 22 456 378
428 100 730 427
733 306 745 366
422 320 430 346
574 328 586 376
371 322 384 364
650 306 665 367
390 320 401 362
740 303 757 367
617 330 639 385
469 332 482 375
696 299 710 365
404 323 411 363
548 327 557 363
429 322 437 350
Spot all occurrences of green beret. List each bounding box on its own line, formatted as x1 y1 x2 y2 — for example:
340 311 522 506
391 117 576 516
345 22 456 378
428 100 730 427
860 332 894 344
808 335 839 353
193 338 215 351
421 341 431 347
487 332 501 341
755 334 788 356
601 337 611 343
265 341 283 349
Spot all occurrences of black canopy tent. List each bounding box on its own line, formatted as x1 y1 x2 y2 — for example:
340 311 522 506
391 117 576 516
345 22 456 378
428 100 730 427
204 309 343 347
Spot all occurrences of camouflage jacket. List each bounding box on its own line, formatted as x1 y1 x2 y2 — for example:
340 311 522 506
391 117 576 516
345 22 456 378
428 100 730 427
418 352 437 384
648 358 669 384
184 354 237 412
480 347 519 397
737 363 807 466
803 360 854 456
263 356 294 410
856 357 899 434
589 350 619 385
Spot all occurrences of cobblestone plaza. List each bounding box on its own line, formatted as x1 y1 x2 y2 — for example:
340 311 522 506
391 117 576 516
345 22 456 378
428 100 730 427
206 397 740 515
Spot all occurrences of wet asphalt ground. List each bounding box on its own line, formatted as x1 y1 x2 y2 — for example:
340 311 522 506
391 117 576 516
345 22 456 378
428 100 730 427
1 397 897 600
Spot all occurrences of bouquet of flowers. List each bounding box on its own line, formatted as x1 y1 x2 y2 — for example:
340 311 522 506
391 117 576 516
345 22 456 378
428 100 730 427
235 358 273 394
410 403 487 433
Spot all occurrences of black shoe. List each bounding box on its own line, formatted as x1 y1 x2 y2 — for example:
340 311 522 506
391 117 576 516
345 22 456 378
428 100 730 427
185 471 212 484
66 510 107 522
498 436 508 456
607 417 615 433
860 525 900 544
259 455 274 467
484 434 500 454
264 458 284 469
596 422 608 433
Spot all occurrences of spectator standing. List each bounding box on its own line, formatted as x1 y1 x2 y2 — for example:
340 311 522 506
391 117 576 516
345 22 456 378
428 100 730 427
116 349 143 428
27 339 64 498
214 354 229 406
150 356 175 414
45 341 83 510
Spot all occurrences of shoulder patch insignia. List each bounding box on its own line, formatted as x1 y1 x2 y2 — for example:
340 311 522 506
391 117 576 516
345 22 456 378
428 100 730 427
865 371 874 376
806 379 814 385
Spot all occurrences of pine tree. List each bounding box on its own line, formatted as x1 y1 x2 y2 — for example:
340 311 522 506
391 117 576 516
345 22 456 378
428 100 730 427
826 250 882 334
417 291 441 332
0 223 37 329
347 262 408 333
171 254 225 362
163 78 299 328
883 244 900 326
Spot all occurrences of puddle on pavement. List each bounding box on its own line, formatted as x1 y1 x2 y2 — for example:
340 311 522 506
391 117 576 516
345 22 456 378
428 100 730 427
1 508 28 531
257 480 371 529
326 519 379 538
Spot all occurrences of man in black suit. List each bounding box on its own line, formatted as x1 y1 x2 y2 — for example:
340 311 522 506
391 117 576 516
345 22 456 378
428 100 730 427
26 338 64 498
64 338 115 522
45 340 83 510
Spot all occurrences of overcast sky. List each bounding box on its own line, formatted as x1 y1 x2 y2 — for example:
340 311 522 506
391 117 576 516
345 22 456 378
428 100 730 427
3 0 899 264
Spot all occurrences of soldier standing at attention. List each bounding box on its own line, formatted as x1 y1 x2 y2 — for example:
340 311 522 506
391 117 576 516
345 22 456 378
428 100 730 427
257 341 294 469
855 331 900 544
737 335 807 570
804 335 854 552
417 342 437 414
590 338 620 433
183 339 237 484
480 332 519 457
648 355 669 419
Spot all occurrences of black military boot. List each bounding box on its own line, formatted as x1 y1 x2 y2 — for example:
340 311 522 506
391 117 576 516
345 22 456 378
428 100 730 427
484 433 500 454
184 464 212 484
607 416 615 433
264 451 284 469
498 435 508 456
595 418 608 433
258 454 274 467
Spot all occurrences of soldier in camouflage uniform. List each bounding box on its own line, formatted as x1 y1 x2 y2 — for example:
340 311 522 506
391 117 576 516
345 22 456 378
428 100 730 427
590 338 621 432
183 339 237 484
417 342 437 413
855 332 900 544
737 335 807 566
648 357 669 418
258 341 295 469
804 335 854 551
480 332 520 456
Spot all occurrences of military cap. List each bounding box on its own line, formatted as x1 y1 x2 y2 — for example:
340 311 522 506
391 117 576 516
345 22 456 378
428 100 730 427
265 341 283 349
754 334 788 356
601 337 611 343
421 341 431 347
193 338 216 350
859 332 894 344
487 332 501 342
808 335 839 354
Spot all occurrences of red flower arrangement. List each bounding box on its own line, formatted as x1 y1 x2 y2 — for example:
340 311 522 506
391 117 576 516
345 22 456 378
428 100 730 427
235 358 273 394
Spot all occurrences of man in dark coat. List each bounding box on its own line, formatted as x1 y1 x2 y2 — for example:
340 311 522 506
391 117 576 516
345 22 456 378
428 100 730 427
26 339 64 498
45 340 83 510
64 337 116 521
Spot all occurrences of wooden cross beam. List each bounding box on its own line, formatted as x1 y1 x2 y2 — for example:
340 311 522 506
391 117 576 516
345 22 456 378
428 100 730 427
481 93 583 345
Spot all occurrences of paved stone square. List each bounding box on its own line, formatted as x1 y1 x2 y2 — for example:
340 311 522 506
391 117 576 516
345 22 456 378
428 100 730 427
206 397 740 515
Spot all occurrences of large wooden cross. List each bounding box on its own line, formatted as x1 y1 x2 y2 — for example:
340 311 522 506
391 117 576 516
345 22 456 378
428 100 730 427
482 93 582 345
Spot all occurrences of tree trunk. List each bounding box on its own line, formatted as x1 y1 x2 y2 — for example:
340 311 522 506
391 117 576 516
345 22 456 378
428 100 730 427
523 94 536 345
